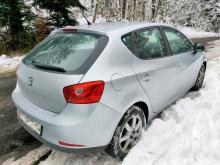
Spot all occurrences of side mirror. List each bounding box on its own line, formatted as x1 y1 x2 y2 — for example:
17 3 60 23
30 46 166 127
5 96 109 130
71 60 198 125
193 43 205 53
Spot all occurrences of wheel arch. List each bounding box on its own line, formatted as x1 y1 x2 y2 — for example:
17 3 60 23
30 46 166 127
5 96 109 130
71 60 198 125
203 61 207 70
133 101 149 123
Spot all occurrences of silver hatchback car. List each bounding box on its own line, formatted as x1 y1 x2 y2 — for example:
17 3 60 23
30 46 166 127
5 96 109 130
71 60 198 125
12 22 206 160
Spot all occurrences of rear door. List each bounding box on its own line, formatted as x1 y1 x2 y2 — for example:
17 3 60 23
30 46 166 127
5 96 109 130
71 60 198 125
131 27 181 112
162 27 201 93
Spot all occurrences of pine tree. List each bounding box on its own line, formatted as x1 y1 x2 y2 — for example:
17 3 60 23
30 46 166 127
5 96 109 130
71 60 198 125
202 0 220 32
34 0 86 27
0 0 35 51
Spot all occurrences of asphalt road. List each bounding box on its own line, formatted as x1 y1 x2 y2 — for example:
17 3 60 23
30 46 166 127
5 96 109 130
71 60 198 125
0 73 42 164
0 37 219 164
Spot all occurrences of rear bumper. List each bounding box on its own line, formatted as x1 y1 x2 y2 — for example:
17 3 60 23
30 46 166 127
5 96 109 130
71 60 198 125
18 118 106 153
12 88 123 153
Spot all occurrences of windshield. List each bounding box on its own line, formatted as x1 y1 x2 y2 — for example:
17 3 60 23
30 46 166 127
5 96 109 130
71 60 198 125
23 32 108 74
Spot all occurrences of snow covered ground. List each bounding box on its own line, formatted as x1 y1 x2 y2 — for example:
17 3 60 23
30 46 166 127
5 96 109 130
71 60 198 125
180 27 219 39
205 40 220 60
0 55 22 74
123 58 220 165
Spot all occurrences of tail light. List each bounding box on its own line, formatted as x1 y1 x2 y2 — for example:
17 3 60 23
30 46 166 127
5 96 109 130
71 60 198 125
63 81 105 104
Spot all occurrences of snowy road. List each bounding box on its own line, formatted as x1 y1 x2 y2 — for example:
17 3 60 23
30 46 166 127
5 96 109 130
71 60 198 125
1 39 220 165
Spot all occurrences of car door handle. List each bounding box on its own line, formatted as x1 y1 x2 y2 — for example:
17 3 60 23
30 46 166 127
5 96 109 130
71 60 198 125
177 61 182 67
142 73 152 81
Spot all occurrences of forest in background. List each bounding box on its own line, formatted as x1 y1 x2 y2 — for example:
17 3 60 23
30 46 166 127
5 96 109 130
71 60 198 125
86 0 220 31
0 0 219 55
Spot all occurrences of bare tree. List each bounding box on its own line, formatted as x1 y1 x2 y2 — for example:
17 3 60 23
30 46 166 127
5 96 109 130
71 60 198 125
122 0 127 19
92 0 99 23
142 0 146 21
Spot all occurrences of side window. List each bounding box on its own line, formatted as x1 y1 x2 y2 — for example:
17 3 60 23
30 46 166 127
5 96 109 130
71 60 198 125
134 27 167 60
121 33 132 50
163 27 193 55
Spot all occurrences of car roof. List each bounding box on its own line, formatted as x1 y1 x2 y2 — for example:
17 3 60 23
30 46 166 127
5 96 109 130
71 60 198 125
54 22 173 36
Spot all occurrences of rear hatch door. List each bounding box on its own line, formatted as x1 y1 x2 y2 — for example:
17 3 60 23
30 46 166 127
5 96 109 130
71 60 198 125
18 64 83 113
17 30 108 113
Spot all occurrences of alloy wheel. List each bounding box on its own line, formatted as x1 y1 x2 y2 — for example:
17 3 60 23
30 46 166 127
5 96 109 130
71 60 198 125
197 66 205 87
119 114 143 153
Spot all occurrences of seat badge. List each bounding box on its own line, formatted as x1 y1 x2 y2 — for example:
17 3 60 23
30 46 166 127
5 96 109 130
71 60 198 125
28 77 33 86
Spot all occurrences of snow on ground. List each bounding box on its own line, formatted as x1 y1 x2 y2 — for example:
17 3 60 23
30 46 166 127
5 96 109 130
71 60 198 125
123 59 220 165
180 27 219 39
205 40 220 60
0 55 22 74
39 150 118 165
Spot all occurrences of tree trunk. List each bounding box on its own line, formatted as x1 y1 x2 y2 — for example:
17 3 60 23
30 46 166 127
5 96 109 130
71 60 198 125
91 0 94 13
127 0 132 21
132 0 136 21
8 0 23 50
122 0 127 19
151 0 156 20
9 0 23 37
142 0 146 21
92 1 98 23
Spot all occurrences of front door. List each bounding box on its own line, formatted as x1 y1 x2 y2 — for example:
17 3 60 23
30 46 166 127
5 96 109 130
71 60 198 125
162 27 202 94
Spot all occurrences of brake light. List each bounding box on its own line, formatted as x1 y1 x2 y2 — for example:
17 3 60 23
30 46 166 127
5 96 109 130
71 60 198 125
62 28 77 32
63 81 105 104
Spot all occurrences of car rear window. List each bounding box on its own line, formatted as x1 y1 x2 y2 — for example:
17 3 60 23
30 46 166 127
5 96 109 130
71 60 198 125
23 32 108 74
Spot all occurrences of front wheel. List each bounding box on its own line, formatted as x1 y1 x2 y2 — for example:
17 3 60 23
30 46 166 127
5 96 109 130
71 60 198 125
192 64 206 91
105 105 146 160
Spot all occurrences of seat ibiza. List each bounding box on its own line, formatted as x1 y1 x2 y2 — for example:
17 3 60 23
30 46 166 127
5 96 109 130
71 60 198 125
12 22 206 160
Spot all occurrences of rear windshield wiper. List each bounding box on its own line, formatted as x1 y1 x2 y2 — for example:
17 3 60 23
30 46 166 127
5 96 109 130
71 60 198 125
32 61 66 73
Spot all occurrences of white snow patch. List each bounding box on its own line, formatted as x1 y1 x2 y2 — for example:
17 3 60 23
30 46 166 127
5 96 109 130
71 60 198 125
180 27 219 39
0 54 22 71
205 40 220 60
123 56 220 165
38 150 118 165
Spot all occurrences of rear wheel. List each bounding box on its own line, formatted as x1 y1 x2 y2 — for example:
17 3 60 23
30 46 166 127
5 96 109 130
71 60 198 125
192 64 206 91
105 105 146 160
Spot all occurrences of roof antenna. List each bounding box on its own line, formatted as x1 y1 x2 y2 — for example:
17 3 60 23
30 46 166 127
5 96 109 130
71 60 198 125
80 10 91 25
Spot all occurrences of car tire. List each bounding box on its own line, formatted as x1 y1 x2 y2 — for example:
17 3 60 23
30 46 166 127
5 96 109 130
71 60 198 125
105 105 146 161
192 64 206 91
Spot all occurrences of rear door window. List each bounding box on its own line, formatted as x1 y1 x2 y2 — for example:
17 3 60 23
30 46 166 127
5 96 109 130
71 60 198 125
134 27 168 60
23 32 108 74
